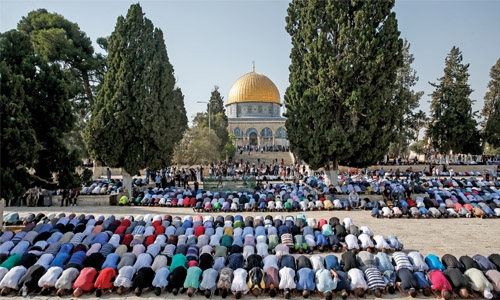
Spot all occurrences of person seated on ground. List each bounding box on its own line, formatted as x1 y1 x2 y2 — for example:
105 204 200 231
199 267 218 299
348 190 360 209
428 269 453 300
72 267 98 297
184 266 202 297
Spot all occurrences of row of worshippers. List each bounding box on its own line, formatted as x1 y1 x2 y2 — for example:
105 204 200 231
2 239 498 299
369 194 500 219
0 212 406 297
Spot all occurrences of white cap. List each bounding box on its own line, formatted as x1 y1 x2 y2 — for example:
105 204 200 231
483 287 493 300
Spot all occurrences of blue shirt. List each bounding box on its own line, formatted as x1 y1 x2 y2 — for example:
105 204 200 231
425 254 445 271
102 253 120 270
413 271 431 289
325 255 341 271
67 251 86 267
92 232 110 245
296 268 316 291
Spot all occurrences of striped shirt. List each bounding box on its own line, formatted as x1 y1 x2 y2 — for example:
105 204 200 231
364 267 386 290
69 233 86 246
392 252 413 271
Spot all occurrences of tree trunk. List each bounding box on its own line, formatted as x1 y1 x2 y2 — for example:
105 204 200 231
324 160 339 186
82 71 94 105
121 171 133 199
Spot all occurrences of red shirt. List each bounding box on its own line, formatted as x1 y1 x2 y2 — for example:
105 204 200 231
94 267 116 289
121 234 133 246
114 226 127 236
145 234 157 246
73 267 97 291
429 270 452 291
194 226 205 237
317 219 327 230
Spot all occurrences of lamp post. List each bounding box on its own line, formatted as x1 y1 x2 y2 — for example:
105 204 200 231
197 101 210 130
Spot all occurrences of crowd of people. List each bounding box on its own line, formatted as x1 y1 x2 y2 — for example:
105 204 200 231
0 212 499 299
112 174 500 219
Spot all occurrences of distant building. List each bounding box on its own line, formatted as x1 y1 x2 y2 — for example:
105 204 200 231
226 66 287 148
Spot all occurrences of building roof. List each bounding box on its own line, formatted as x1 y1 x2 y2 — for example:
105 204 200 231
227 70 281 106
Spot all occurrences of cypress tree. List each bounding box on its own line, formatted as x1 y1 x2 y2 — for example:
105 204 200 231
481 58 500 149
285 0 403 183
84 4 187 192
427 46 480 155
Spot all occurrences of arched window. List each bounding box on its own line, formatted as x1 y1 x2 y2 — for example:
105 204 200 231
233 127 243 137
261 127 273 138
245 128 258 137
277 127 287 139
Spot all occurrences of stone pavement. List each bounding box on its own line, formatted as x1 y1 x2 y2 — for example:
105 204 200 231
3 205 500 299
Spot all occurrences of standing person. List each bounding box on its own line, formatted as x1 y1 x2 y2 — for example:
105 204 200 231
106 168 111 182
43 189 52 207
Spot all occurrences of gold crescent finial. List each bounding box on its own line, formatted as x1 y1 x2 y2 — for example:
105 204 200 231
252 61 255 72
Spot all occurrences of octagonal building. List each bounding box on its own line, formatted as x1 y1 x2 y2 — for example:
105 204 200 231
226 67 288 149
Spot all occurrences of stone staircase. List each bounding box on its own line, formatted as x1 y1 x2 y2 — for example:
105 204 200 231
233 150 295 166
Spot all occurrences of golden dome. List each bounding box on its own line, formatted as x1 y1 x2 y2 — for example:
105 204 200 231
227 71 281 105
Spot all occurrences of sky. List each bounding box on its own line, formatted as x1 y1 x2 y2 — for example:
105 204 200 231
1 0 499 123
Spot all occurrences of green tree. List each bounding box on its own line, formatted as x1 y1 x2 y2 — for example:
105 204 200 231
221 134 237 161
194 86 229 154
1 29 80 200
84 4 187 195
392 40 425 156
17 9 107 158
173 127 221 165
284 0 403 184
427 46 481 155
481 58 500 149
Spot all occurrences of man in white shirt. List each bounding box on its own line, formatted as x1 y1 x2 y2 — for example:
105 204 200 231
279 266 296 299
231 268 249 299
